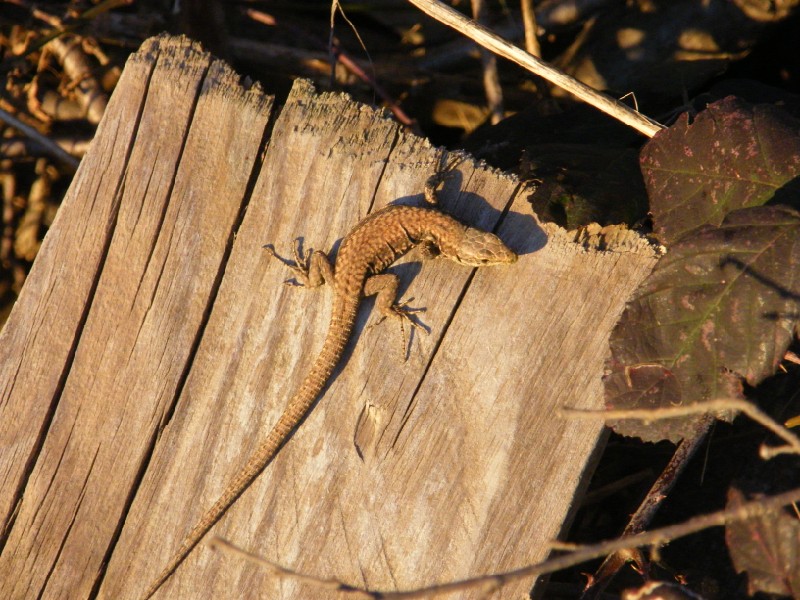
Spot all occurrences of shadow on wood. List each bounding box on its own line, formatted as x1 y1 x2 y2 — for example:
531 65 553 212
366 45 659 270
0 34 658 599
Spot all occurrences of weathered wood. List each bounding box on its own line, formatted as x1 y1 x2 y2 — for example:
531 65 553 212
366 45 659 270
0 34 659 599
0 36 272 598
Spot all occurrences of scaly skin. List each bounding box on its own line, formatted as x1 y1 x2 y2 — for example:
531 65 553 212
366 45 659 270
143 204 516 598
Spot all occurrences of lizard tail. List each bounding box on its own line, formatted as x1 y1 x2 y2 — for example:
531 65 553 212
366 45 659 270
142 301 356 599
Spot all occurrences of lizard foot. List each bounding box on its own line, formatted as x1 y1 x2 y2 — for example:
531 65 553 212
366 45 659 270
263 240 331 288
371 298 429 360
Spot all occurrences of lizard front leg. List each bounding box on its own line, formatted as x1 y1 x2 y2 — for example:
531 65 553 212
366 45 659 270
263 239 334 289
424 154 465 205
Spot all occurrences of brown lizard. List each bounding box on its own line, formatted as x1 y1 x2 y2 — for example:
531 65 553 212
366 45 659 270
143 190 516 598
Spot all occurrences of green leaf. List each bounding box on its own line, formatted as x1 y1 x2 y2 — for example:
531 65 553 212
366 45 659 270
605 205 800 442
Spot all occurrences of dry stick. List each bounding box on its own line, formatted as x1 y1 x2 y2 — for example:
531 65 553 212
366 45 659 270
561 397 800 459
406 0 663 138
520 0 542 57
14 158 52 261
245 8 415 129
621 414 714 536
471 0 504 125
584 413 715 599
208 485 800 599
0 108 80 169
327 2 416 129
333 51 417 129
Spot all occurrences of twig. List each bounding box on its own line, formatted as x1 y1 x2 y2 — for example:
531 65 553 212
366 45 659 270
406 0 663 137
561 397 800 459
210 536 373 597
245 8 415 129
14 158 55 261
0 108 80 169
471 0 503 124
209 485 800 598
583 413 714 598
520 0 541 57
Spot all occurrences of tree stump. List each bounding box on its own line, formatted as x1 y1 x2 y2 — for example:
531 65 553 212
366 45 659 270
0 34 658 599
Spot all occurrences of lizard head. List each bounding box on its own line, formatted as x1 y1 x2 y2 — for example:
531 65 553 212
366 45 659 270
442 226 517 266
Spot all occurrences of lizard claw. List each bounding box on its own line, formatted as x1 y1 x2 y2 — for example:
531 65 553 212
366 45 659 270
291 238 312 270
264 240 318 287
390 297 427 329
368 298 429 360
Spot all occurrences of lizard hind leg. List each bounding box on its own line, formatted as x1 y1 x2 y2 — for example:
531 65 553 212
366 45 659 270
363 273 429 359
263 239 334 288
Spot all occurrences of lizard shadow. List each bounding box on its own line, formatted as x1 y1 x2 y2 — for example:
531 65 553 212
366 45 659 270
390 179 547 258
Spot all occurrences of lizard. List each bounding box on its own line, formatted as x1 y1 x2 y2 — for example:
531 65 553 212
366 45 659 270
142 179 517 599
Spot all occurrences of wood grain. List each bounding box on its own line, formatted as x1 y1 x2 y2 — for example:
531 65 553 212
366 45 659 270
0 36 272 598
0 35 659 600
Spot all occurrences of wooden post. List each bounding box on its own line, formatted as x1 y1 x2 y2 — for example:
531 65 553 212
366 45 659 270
0 34 658 599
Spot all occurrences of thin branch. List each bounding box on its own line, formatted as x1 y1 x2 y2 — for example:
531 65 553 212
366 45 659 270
520 0 541 57
561 397 800 459
585 413 714 596
245 8 415 128
0 108 80 169
209 486 800 599
471 0 504 124
406 0 663 137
